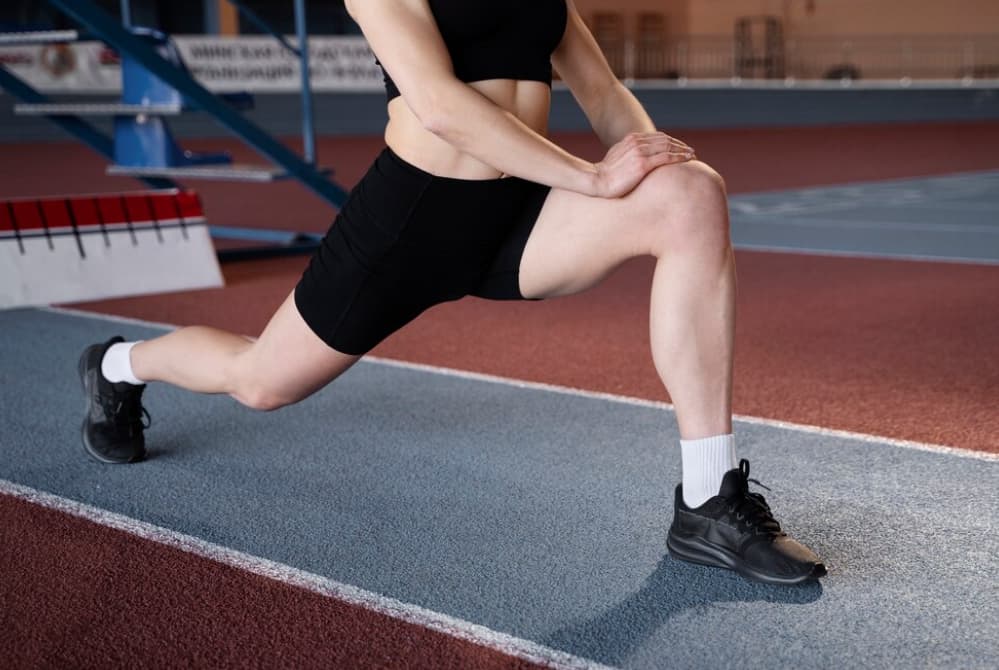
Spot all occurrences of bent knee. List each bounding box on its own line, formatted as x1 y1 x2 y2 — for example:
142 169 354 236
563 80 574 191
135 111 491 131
234 384 293 412
641 160 727 206
632 161 730 252
230 370 301 411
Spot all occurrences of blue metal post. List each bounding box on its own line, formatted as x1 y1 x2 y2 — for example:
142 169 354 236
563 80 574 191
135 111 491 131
120 0 132 28
203 0 220 35
294 0 317 165
225 0 301 57
49 0 348 207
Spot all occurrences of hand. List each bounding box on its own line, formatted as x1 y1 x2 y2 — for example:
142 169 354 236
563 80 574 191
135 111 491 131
592 132 696 198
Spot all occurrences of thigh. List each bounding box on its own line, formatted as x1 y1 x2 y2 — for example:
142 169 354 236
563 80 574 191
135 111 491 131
517 180 656 300
517 160 722 299
238 290 361 405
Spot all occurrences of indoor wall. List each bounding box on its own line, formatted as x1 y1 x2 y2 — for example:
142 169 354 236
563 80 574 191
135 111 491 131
572 0 999 37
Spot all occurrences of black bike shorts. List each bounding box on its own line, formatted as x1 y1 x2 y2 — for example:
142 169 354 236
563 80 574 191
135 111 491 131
294 146 552 355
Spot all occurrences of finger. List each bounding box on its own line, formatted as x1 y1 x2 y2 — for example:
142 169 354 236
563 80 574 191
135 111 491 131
666 137 694 152
637 132 687 145
636 142 667 156
635 134 674 146
654 149 696 167
658 135 693 152
642 152 688 173
635 137 685 153
637 135 695 156
660 153 694 163
639 143 695 160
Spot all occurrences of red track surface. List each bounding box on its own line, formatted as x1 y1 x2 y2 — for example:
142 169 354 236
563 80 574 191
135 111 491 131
0 493 541 669
3 121 999 667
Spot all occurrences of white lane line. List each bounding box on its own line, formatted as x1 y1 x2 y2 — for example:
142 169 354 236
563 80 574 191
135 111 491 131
42 306 999 462
727 169 999 199
731 215 999 233
730 244 999 266
363 357 999 463
0 479 615 670
728 174 999 216
44 304 182 331
907 201 999 213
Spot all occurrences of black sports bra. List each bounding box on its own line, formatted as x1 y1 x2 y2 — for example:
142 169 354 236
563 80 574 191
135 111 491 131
377 0 568 101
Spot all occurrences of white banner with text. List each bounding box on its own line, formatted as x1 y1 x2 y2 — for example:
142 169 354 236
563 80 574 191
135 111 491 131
0 35 381 94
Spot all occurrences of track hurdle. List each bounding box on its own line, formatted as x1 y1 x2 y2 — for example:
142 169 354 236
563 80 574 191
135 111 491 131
0 189 223 309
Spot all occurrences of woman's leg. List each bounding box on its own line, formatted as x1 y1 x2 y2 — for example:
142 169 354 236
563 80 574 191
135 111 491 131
130 291 360 410
518 159 826 584
517 160 734 440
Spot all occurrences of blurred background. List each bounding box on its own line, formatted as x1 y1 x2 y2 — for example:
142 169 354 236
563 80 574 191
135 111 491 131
3 0 997 144
4 0 998 82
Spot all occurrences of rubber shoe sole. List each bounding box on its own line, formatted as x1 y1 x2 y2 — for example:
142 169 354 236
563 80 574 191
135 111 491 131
667 530 826 585
79 344 145 465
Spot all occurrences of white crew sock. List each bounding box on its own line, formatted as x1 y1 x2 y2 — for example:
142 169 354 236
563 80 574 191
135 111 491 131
100 341 146 385
680 433 737 508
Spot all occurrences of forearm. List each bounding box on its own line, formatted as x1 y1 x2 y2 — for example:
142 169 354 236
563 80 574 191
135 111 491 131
425 83 599 195
589 81 657 147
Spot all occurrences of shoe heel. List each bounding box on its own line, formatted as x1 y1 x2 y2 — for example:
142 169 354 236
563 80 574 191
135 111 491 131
78 353 86 389
78 346 94 392
667 531 736 571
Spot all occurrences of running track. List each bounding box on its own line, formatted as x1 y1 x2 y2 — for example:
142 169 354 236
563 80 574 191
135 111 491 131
2 122 998 668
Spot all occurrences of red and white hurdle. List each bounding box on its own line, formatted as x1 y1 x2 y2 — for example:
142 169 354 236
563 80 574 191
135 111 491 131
1 189 223 308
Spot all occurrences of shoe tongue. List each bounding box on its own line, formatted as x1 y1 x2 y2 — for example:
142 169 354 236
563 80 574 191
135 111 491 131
717 466 748 499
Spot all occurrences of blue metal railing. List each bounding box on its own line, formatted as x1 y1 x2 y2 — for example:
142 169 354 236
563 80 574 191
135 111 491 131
293 0 317 166
224 0 301 57
51 0 347 207
0 65 177 191
119 0 132 29
223 0 317 165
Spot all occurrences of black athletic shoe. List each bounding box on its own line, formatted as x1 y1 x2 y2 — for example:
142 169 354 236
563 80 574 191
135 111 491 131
78 336 150 464
667 459 826 585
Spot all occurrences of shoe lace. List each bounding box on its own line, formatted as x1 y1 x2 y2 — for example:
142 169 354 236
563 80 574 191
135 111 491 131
727 459 784 537
99 388 152 435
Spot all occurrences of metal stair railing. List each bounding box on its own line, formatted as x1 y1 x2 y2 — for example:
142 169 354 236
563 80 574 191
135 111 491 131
0 61 178 191
46 0 348 208
225 0 317 166
0 30 79 45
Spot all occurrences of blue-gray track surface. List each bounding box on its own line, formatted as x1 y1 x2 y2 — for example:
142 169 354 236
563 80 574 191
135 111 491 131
729 170 999 263
2 309 998 669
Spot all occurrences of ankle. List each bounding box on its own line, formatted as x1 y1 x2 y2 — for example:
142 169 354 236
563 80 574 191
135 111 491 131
680 433 737 508
101 341 146 385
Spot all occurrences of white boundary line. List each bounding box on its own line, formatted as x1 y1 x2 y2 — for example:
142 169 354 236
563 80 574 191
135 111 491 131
0 478 613 670
39 305 999 462
43 305 182 331
725 168 999 199
729 243 999 267
732 215 999 233
363 357 999 463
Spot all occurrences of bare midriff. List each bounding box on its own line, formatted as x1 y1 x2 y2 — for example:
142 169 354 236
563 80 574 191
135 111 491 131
384 78 551 180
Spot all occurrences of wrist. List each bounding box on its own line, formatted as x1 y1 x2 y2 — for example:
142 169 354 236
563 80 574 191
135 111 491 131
577 162 602 198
